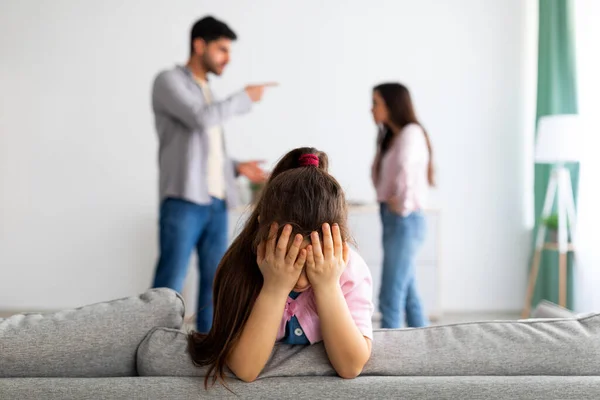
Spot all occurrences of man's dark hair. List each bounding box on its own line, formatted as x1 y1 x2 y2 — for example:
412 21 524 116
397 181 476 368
190 16 237 55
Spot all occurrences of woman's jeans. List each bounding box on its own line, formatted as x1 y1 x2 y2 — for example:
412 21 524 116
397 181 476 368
379 203 429 328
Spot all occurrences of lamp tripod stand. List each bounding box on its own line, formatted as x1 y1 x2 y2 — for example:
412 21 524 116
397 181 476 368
522 165 577 318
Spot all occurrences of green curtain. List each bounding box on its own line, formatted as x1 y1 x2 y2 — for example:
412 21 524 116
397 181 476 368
531 0 579 310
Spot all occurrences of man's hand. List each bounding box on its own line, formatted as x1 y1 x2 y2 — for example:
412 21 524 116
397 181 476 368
237 160 267 183
245 83 278 102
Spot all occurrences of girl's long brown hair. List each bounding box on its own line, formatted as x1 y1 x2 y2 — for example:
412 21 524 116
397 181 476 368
374 83 435 186
188 147 351 388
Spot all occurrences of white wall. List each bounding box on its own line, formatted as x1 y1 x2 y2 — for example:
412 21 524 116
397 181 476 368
0 0 531 312
574 0 600 313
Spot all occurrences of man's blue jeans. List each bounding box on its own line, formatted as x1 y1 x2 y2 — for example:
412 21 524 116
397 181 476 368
152 197 228 333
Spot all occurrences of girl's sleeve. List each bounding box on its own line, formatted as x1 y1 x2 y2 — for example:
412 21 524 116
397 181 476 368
340 249 375 340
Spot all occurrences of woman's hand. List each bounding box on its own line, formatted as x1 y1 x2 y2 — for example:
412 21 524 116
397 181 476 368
257 223 307 296
306 223 349 292
387 196 404 215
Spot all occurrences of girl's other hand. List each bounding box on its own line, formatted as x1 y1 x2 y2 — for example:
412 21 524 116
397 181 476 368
306 223 349 292
256 223 307 296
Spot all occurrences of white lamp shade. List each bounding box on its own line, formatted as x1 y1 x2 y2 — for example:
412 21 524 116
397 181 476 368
535 114 582 163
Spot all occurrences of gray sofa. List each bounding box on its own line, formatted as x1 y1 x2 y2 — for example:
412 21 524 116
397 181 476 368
1 289 600 399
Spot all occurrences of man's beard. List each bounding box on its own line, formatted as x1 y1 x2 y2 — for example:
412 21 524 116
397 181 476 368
201 53 223 76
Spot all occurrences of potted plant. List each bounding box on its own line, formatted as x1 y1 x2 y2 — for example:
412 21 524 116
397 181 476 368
542 214 560 243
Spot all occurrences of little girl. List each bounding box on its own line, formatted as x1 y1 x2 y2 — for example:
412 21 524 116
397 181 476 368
188 147 374 386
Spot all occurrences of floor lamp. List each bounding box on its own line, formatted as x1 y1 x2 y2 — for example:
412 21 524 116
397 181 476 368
522 115 581 318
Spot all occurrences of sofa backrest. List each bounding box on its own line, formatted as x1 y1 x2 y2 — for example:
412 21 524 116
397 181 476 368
138 313 600 379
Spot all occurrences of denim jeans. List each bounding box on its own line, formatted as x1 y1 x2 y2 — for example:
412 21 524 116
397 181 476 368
152 197 228 333
379 203 428 328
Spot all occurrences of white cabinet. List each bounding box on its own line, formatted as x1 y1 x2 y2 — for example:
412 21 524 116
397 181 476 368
228 205 442 321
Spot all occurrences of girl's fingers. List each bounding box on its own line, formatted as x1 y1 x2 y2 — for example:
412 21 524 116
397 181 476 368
265 222 279 256
295 248 307 269
306 245 315 268
285 234 303 264
332 223 343 259
275 224 292 259
342 241 350 265
311 231 324 262
322 223 334 259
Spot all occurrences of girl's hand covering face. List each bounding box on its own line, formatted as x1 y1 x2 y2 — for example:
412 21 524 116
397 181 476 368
256 223 307 296
305 223 349 291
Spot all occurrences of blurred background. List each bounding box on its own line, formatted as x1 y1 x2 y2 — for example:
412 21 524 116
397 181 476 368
1 0 598 321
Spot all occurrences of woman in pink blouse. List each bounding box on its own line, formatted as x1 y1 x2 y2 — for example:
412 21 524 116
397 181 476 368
371 83 435 328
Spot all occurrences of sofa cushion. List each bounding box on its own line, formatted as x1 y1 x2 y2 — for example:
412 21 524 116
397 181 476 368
138 313 600 378
0 288 184 378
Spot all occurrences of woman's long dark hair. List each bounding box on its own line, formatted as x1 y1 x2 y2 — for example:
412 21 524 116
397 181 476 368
187 147 351 388
374 83 435 186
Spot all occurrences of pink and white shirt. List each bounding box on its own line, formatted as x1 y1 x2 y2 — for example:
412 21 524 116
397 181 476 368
371 123 430 216
276 248 374 344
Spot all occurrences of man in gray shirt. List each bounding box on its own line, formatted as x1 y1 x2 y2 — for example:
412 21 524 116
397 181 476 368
151 16 272 332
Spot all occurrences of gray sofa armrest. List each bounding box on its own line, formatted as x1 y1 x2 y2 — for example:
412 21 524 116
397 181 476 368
0 288 184 378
